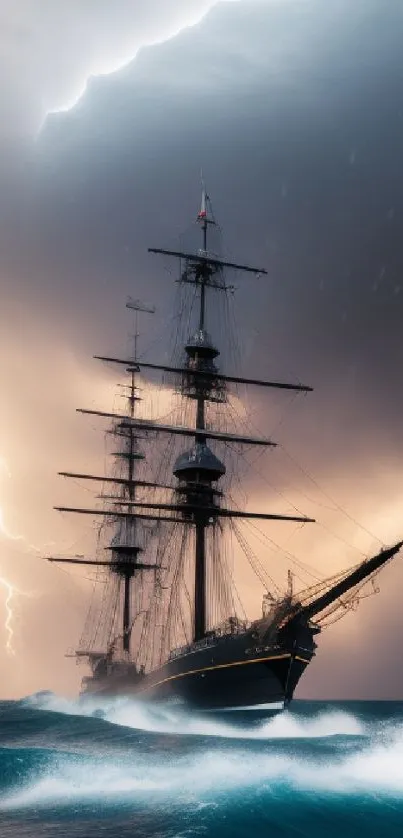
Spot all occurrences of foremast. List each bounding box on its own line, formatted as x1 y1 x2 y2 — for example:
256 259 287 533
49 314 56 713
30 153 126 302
109 299 156 653
47 299 157 660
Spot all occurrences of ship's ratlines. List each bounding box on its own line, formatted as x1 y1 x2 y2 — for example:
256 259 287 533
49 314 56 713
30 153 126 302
47 188 403 714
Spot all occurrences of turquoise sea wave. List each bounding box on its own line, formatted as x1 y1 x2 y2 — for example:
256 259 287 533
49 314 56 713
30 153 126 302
1 697 403 836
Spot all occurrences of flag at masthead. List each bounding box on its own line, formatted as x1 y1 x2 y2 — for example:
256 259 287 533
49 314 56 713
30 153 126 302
198 187 207 219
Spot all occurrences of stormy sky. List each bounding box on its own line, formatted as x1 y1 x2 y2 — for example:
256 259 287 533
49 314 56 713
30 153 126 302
1 0 403 700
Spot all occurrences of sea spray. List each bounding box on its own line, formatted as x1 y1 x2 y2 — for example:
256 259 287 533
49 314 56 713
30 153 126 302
25 691 365 740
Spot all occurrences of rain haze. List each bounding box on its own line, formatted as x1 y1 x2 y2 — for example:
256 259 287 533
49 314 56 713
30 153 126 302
1 0 403 700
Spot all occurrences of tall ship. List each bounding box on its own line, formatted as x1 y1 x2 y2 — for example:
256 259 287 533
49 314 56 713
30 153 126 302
48 188 402 713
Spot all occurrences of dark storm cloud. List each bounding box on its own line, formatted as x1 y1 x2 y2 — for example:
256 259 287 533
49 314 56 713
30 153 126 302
2 0 403 697
21 0 403 446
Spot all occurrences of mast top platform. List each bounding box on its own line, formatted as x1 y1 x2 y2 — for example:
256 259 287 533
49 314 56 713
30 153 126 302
174 442 226 481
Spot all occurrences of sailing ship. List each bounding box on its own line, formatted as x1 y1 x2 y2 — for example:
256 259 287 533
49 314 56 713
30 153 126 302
47 188 402 713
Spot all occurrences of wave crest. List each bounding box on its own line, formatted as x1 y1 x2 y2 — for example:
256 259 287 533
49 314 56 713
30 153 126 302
3 729 403 810
24 692 364 740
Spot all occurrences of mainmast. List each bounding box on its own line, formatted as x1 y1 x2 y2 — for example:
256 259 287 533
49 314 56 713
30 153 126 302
194 186 216 641
147 186 309 643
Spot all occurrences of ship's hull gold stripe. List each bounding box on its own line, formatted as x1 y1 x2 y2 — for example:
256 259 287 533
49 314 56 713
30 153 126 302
295 656 310 663
137 653 293 695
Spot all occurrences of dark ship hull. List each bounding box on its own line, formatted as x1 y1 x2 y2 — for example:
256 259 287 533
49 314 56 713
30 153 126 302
81 623 316 712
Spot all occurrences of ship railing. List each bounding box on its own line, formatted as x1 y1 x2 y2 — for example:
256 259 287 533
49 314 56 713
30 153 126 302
169 635 217 660
169 621 252 661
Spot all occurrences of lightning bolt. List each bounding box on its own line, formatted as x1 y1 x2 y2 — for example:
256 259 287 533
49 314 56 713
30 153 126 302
0 459 40 656
0 575 34 657
0 578 16 656
0 512 37 656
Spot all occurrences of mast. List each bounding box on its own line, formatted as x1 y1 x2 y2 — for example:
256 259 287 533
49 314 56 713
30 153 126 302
112 298 156 653
147 185 311 643
120 368 135 652
195 186 211 640
48 299 156 659
146 185 313 644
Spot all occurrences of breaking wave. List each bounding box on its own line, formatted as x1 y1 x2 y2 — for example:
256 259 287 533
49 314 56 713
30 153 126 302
3 732 403 810
24 690 365 739
1 697 403 836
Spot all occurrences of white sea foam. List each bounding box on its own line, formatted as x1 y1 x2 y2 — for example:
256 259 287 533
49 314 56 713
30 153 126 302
6 693 393 810
3 728 403 810
25 691 364 740
107 702 364 740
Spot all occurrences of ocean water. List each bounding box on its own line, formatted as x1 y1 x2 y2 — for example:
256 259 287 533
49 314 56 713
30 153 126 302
1 697 403 837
